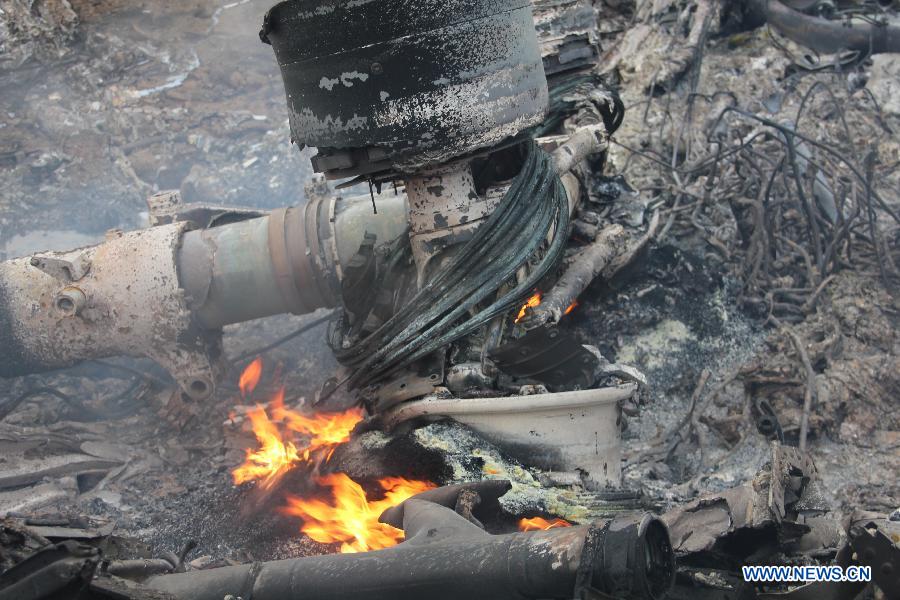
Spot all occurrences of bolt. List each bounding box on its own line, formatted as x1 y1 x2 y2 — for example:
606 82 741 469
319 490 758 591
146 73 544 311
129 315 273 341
55 287 86 316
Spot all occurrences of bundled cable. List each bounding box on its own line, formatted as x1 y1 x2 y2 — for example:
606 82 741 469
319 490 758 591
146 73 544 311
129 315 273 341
331 140 570 390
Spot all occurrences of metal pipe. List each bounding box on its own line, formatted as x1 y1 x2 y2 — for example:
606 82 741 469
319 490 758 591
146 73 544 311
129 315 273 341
525 224 629 328
178 215 304 329
179 191 409 329
0 190 409 393
550 124 607 174
105 558 175 579
144 499 674 600
749 0 900 55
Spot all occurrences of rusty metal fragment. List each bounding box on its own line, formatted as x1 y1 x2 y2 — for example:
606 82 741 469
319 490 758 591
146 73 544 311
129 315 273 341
0 223 221 401
0 452 122 490
658 443 890 599
663 443 824 555
0 541 100 600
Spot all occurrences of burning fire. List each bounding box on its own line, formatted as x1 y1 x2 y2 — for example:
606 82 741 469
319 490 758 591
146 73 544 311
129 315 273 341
232 390 302 489
273 400 364 462
518 516 572 531
239 357 263 397
283 474 436 553
232 358 433 554
515 292 542 323
232 384 364 489
514 294 579 322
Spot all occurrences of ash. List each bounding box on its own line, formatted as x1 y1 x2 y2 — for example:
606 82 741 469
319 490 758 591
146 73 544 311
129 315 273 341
1 0 898 591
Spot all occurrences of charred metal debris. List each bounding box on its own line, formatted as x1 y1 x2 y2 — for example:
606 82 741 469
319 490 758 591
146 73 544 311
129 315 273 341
0 480 676 600
0 0 640 488
1 0 900 599
2 444 896 599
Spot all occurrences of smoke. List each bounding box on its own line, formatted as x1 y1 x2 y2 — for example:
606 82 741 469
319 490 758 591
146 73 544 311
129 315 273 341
0 0 310 255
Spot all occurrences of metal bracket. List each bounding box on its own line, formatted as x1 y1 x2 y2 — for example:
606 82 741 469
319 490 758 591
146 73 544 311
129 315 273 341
29 253 91 282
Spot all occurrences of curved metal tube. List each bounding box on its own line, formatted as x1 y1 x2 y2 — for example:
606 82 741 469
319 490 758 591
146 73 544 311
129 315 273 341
750 0 900 55
0 191 408 393
144 499 674 600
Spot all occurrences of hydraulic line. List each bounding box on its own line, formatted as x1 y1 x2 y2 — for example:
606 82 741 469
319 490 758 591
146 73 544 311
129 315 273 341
331 141 570 389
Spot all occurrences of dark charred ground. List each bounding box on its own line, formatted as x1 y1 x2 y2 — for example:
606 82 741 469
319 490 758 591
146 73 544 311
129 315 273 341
1 0 898 566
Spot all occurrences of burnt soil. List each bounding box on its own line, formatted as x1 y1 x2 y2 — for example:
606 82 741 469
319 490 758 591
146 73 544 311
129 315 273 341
1 0 897 565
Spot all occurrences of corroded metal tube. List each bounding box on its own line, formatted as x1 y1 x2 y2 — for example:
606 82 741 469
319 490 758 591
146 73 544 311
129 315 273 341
550 124 607 174
748 0 900 55
144 500 674 600
0 224 222 400
0 191 409 395
177 191 408 329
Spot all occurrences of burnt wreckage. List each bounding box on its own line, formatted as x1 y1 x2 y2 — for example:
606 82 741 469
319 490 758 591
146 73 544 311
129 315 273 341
0 1 896 600
0 0 636 489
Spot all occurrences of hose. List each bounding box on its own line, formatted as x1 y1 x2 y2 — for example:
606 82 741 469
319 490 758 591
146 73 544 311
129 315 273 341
750 0 900 55
330 140 570 390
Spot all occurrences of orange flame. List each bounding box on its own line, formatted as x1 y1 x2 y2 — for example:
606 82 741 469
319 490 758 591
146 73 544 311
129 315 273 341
232 369 430 553
515 292 542 323
232 391 300 490
273 401 364 461
239 357 264 398
564 300 579 316
518 516 572 531
232 388 365 489
282 473 436 553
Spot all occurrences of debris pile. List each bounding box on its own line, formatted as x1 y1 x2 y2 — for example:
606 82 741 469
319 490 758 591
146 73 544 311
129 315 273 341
0 0 898 598
0 0 79 70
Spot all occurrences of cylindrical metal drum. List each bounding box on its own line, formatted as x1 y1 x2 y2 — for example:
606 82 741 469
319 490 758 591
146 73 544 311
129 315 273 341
261 0 549 173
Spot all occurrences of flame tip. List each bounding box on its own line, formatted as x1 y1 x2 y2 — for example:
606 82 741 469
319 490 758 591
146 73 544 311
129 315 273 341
239 357 264 398
515 292 543 323
518 516 572 531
